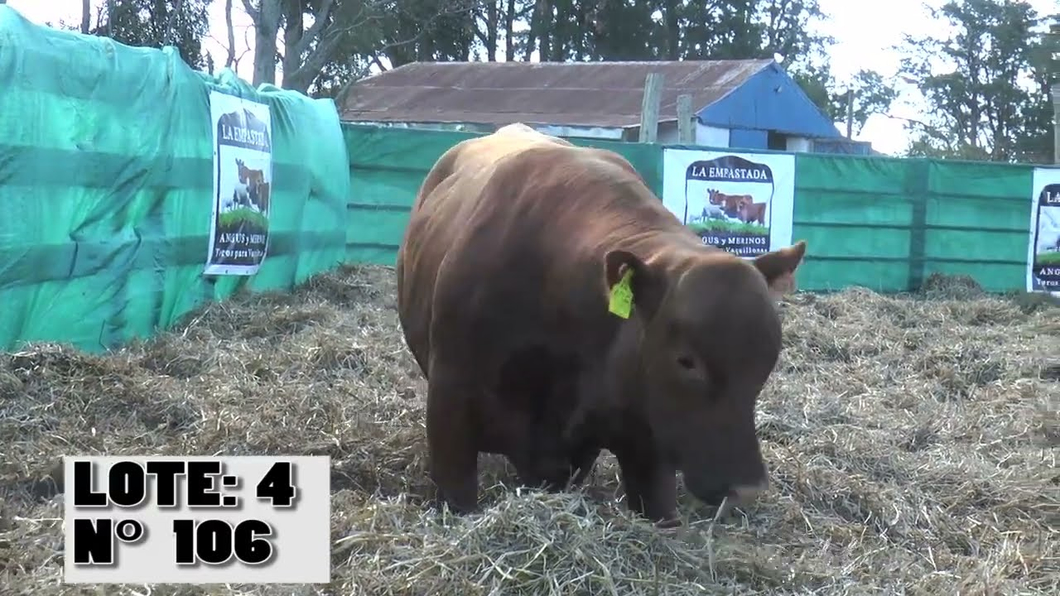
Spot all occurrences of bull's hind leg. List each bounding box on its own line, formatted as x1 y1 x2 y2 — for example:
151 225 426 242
568 446 601 487
511 440 600 492
424 371 480 514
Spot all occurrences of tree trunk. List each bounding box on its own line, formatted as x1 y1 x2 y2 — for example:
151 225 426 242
664 0 679 60
247 0 282 86
524 0 538 60
535 0 551 61
225 0 236 68
487 0 497 61
504 0 515 60
281 1 304 82
81 0 91 34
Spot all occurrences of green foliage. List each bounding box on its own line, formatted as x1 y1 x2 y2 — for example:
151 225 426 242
898 0 1056 163
1037 252 1060 265
790 65 898 136
219 208 269 230
301 0 892 116
69 0 892 138
298 0 897 136
92 0 213 70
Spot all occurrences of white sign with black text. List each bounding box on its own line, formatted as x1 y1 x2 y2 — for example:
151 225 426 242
205 90 274 276
662 148 796 258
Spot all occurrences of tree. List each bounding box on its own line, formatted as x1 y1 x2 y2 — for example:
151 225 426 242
224 0 237 68
248 0 899 132
82 0 92 34
898 0 1053 162
1021 17 1060 162
86 0 214 71
794 66 898 137
240 0 484 93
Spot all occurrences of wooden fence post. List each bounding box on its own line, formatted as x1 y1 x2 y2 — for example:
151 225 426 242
845 89 855 139
638 73 664 144
676 94 694 144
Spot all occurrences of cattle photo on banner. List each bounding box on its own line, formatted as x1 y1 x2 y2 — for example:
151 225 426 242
205 90 273 276
661 149 795 258
1026 167 1060 294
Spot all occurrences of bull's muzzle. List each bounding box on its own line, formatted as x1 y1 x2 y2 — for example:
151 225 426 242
713 477 770 518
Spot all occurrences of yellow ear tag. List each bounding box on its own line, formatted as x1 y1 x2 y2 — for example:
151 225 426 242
608 268 634 319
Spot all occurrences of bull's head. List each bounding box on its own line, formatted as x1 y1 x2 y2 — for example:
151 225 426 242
602 241 807 508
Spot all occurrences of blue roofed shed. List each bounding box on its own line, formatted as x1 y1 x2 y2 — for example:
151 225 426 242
337 60 873 155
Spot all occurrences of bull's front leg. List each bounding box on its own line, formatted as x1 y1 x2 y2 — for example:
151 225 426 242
425 371 480 514
613 444 679 527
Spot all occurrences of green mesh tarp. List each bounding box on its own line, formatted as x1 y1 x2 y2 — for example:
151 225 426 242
343 125 1037 294
792 153 1033 292
0 6 350 352
343 124 663 266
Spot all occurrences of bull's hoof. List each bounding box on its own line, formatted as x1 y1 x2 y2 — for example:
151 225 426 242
654 516 683 529
433 493 478 516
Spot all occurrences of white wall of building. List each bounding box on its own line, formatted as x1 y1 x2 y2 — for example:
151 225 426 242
532 124 625 140
695 124 730 149
349 119 822 154
638 122 731 148
786 136 812 152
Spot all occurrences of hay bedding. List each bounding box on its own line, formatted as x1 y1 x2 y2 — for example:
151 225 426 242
0 266 1057 596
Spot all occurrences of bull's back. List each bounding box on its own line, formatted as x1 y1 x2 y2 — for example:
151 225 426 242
406 126 572 218
423 142 682 371
397 129 574 374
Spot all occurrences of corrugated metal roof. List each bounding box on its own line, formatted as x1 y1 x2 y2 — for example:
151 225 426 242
338 60 774 129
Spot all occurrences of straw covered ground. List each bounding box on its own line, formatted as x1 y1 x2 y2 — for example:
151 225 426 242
1 265 1057 595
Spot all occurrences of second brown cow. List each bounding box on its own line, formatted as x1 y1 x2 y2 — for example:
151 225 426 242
737 197 767 225
396 124 806 525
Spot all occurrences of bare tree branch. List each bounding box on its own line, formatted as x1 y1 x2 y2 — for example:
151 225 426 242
241 0 259 21
290 0 336 60
283 0 482 91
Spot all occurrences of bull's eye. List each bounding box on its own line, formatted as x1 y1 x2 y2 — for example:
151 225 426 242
676 356 695 370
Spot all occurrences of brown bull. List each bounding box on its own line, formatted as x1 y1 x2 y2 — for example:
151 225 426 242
396 124 806 525
737 198 767 225
255 182 271 213
236 158 268 212
707 188 753 217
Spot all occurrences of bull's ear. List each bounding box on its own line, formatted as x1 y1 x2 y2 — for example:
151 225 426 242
752 240 807 295
603 249 664 319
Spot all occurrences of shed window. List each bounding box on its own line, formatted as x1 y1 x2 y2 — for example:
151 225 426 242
767 131 787 151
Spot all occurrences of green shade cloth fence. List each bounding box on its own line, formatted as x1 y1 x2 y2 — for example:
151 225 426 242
0 6 350 353
345 124 1038 294
343 124 664 266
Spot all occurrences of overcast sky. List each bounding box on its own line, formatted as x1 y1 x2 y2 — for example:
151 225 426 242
5 0 1057 155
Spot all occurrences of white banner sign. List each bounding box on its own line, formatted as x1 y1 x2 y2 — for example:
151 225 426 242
662 148 796 258
1027 167 1060 294
205 90 274 276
